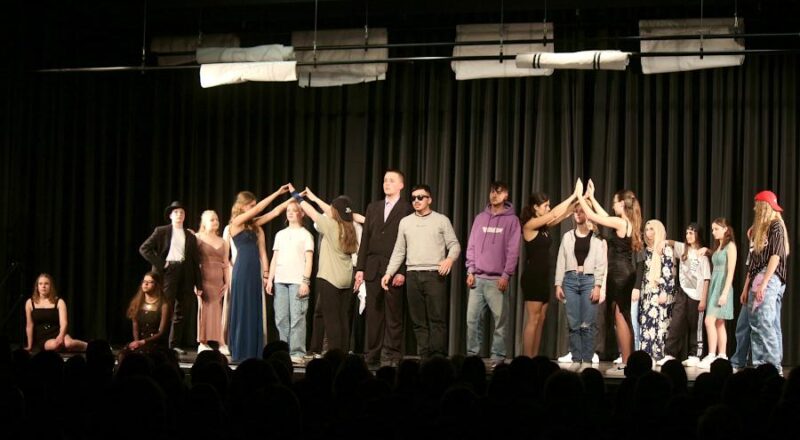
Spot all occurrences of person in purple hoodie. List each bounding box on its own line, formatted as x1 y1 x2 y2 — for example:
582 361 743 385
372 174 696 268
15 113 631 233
465 181 522 364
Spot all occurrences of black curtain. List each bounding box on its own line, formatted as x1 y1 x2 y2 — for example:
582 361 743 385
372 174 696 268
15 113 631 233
1 55 797 363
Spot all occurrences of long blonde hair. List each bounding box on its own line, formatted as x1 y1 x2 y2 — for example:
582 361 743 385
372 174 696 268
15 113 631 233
645 219 667 286
331 206 358 254
752 201 791 255
230 191 257 231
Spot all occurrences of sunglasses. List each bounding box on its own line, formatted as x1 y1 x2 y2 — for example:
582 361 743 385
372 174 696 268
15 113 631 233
411 195 430 201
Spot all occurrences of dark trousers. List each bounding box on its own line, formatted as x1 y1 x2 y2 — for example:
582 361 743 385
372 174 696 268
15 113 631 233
312 279 351 353
665 288 704 359
163 262 197 349
364 278 405 363
349 294 364 354
406 271 448 358
309 287 325 354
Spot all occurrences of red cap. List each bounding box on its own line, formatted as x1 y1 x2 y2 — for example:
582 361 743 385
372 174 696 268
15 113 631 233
754 190 783 212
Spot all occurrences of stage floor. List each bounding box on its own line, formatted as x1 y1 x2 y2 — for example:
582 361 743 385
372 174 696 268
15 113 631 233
43 348 789 384
168 350 740 384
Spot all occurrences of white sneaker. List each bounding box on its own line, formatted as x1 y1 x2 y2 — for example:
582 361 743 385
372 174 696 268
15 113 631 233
219 345 231 356
657 355 675 367
557 352 573 363
606 364 626 376
697 354 717 370
682 356 700 367
717 353 728 361
592 353 599 364
197 343 211 353
613 355 623 364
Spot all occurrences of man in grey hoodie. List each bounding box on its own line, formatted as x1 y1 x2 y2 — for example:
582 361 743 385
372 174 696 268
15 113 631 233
465 181 521 363
382 184 461 359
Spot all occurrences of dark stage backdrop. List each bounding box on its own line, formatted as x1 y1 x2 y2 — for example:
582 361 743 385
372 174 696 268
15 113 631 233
1 55 797 363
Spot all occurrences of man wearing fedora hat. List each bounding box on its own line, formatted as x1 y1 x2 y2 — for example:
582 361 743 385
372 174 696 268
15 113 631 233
140 201 203 353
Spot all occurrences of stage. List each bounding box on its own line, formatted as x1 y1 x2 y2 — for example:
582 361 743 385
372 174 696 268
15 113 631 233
162 349 764 384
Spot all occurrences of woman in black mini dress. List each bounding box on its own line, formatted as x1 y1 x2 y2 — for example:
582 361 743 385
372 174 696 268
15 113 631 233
520 181 581 357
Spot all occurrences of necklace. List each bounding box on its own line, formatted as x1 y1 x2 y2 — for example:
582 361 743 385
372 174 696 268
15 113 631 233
143 295 159 310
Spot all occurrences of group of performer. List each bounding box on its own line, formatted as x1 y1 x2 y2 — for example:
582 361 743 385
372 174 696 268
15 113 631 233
23 170 790 372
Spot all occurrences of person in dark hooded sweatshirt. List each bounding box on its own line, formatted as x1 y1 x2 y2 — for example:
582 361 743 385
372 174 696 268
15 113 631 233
464 181 521 365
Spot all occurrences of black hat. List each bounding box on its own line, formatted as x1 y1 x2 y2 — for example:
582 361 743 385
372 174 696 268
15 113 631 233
164 201 186 219
330 196 354 222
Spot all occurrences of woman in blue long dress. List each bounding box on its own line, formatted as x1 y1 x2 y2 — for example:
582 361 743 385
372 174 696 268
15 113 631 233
227 185 292 362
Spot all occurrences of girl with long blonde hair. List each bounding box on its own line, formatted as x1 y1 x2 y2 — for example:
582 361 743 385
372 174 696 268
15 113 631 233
227 185 293 362
25 274 87 352
738 191 789 370
196 210 231 353
632 219 675 361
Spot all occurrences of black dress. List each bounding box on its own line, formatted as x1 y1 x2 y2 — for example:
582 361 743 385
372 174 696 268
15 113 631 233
521 228 553 302
136 301 167 347
606 228 636 327
31 301 60 351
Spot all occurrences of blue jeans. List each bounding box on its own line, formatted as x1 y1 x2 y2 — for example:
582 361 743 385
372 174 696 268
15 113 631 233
730 307 751 368
466 277 507 360
274 283 309 357
748 274 785 369
631 300 640 351
563 272 597 362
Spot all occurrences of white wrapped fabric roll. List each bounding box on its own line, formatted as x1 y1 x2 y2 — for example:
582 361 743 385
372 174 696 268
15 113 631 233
151 34 240 66
292 28 388 87
451 23 554 80
196 45 295 64
516 50 630 71
199 61 298 88
639 18 745 74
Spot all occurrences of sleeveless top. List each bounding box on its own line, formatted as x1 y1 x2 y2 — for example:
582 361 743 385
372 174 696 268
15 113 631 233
524 227 552 275
31 300 60 350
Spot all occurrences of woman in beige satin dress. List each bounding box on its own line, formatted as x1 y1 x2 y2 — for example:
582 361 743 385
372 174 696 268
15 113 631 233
196 210 231 353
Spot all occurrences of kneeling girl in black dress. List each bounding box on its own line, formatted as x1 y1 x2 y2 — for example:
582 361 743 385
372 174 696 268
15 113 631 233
25 273 87 352
126 272 172 351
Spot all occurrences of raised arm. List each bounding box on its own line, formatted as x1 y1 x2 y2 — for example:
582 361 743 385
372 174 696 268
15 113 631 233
295 187 324 223
231 184 291 228
577 193 626 235
522 183 578 233
585 180 611 218
304 188 332 217
255 197 293 226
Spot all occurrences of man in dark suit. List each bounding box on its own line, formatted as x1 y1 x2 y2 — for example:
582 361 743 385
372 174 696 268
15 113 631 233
139 201 203 352
355 170 414 366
